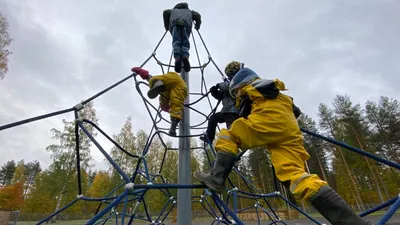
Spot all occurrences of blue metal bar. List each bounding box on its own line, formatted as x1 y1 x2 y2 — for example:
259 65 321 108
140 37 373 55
86 190 128 225
376 196 400 225
81 196 119 201
237 190 278 198
120 194 129 225
37 198 79 224
359 196 398 217
233 191 237 214
141 157 152 183
133 184 206 189
301 128 400 170
255 205 261 225
78 122 130 182
211 192 244 225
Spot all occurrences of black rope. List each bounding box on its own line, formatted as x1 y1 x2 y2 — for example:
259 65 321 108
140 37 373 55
74 110 82 195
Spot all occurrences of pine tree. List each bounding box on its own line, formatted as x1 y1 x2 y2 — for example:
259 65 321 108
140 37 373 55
0 160 16 187
332 95 385 204
318 102 365 211
365 96 400 196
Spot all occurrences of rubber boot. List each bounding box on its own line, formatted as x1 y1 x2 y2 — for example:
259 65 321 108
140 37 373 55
174 59 181 73
199 132 209 142
311 186 370 225
194 151 236 193
147 80 165 99
169 117 180 136
183 57 191 72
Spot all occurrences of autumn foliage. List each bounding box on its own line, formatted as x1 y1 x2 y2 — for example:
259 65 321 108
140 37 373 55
0 182 24 211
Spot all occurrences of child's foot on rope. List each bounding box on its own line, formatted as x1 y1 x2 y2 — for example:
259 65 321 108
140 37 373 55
183 57 190 72
174 59 181 73
200 132 213 143
199 133 206 141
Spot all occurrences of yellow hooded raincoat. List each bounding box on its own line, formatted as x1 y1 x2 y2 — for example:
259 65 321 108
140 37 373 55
215 68 327 202
149 72 188 120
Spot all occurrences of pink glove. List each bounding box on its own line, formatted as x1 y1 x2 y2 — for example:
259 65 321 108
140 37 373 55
131 67 150 80
160 104 170 112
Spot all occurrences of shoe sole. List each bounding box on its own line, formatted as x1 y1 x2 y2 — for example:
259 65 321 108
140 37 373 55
147 85 165 99
194 172 223 194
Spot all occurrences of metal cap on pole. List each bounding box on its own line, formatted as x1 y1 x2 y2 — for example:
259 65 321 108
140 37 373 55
177 69 192 225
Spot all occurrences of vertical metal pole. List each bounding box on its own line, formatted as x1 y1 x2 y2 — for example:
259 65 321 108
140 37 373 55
177 70 192 225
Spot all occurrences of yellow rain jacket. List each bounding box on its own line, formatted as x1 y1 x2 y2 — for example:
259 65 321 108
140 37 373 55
149 72 188 120
215 68 327 202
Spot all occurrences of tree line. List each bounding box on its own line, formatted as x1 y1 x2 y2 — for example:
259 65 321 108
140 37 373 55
0 95 399 219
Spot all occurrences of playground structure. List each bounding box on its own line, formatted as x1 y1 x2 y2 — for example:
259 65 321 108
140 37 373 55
0 28 399 225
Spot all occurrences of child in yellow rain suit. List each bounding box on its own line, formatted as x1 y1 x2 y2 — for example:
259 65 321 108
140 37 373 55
132 67 188 136
195 61 370 225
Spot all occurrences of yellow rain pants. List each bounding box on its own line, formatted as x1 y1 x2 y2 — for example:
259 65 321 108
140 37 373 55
149 72 188 120
215 82 327 202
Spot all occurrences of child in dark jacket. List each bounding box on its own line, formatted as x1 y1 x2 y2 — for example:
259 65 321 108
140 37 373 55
200 80 239 143
163 2 202 73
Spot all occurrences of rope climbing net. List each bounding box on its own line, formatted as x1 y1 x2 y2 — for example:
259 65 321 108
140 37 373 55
0 29 399 225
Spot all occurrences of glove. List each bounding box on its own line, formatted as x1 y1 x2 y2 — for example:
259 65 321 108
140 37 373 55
292 104 302 119
160 104 170 112
210 85 222 100
195 23 200 30
131 67 150 80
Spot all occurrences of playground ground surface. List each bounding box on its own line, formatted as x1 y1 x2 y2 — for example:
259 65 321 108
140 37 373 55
16 212 400 225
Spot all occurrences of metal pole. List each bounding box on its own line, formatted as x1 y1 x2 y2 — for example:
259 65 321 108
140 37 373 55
177 69 192 225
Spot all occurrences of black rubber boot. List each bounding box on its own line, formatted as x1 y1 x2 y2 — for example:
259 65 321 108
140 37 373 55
147 80 165 99
183 57 191 72
169 117 180 136
199 132 210 142
194 151 236 193
311 186 370 225
174 60 181 73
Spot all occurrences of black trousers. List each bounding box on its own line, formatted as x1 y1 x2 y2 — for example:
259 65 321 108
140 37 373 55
206 112 239 142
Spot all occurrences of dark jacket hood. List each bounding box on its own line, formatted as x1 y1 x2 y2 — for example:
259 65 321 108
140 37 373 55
174 2 189 9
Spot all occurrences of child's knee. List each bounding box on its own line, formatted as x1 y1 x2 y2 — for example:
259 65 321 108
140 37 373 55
291 174 327 202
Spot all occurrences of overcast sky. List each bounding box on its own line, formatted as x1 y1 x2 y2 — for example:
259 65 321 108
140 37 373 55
0 0 399 171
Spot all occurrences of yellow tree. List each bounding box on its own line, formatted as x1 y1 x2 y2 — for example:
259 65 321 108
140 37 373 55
11 160 25 185
0 182 24 210
87 171 111 198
